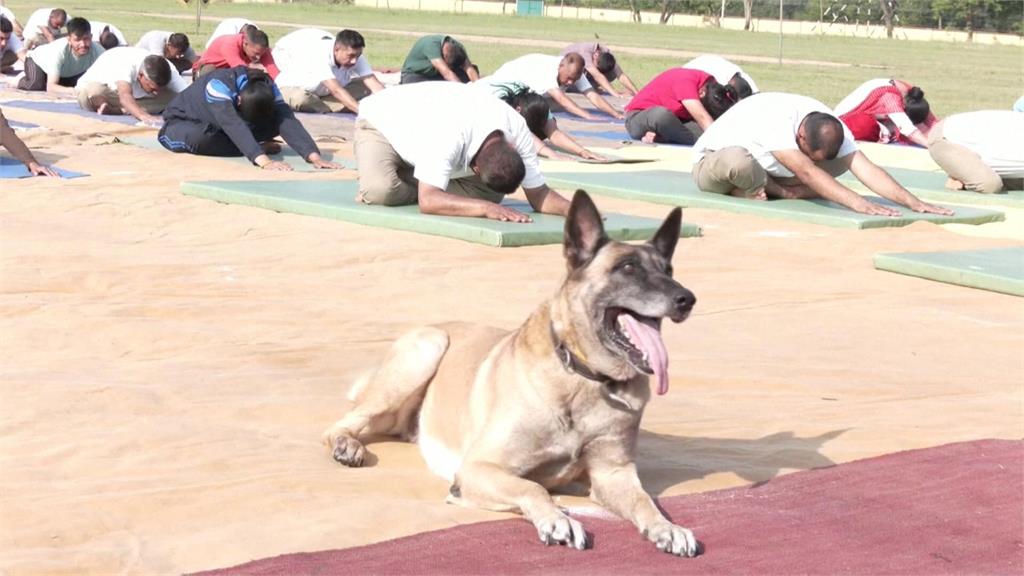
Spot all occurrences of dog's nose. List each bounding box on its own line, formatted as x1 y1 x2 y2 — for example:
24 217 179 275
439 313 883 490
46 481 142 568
674 289 696 314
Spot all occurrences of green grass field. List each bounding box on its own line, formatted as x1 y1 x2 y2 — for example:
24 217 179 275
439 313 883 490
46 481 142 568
6 0 1021 115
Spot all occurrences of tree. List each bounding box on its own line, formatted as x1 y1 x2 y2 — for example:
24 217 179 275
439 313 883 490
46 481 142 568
931 0 1007 40
742 0 753 30
879 0 897 38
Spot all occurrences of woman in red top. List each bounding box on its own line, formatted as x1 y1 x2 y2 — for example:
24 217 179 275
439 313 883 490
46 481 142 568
624 68 737 145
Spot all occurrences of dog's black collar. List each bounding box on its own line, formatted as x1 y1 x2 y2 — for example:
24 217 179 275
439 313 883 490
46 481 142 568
550 323 613 385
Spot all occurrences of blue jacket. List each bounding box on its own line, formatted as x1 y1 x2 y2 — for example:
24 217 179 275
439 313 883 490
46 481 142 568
163 66 319 163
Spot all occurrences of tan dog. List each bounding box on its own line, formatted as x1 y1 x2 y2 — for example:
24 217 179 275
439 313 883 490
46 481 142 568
323 191 699 556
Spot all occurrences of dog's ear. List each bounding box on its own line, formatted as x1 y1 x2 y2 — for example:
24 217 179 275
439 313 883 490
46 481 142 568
649 207 682 262
564 190 608 271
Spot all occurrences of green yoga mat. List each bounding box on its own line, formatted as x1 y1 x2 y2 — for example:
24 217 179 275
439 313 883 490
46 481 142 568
180 180 702 247
119 136 355 171
874 247 1024 296
545 169 1003 229
839 167 1024 209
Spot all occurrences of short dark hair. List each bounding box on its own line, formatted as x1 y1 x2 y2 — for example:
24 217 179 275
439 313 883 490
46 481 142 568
699 78 737 120
903 86 930 125
336 29 365 49
99 27 119 50
167 33 190 53
0 16 12 35
595 51 616 77
443 38 467 70
802 111 845 160
66 17 91 37
245 27 269 48
475 137 526 195
238 70 275 122
142 54 172 87
496 85 549 139
50 8 68 25
239 23 259 36
728 73 753 99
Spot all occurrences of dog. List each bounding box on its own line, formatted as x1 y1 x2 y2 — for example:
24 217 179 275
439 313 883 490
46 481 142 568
323 190 699 556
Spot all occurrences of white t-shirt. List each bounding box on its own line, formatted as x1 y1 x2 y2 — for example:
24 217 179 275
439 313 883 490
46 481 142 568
77 47 187 99
135 30 196 61
693 92 858 178
274 28 373 94
487 53 592 95
358 82 544 191
941 111 1024 178
833 78 918 136
683 54 758 93
23 7 62 46
91 21 128 47
1 8 22 56
205 18 254 49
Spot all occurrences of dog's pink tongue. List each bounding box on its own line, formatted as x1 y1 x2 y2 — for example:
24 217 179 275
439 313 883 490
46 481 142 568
619 314 670 395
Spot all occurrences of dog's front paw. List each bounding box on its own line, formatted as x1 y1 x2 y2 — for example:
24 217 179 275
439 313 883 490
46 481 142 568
646 521 699 557
534 512 588 550
327 435 365 467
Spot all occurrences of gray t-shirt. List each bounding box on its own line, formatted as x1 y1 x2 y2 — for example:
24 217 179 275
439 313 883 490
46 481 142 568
29 37 105 79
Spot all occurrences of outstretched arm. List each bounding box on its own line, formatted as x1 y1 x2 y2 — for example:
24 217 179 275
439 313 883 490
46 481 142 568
680 98 714 131
115 81 162 124
1 109 58 176
547 88 594 121
428 57 462 82
523 183 571 216
848 150 952 214
773 149 901 216
584 89 624 120
616 72 639 95
586 65 622 97
419 181 532 222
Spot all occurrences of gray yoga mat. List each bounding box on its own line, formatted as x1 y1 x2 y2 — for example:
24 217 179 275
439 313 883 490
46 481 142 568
119 135 354 171
874 247 1024 297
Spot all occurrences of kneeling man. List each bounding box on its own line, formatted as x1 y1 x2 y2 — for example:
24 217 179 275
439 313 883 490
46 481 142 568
159 66 339 172
76 47 186 124
355 82 571 222
691 92 952 217
274 28 384 114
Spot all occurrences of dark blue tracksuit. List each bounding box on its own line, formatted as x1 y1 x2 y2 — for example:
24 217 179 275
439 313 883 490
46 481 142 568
158 66 319 164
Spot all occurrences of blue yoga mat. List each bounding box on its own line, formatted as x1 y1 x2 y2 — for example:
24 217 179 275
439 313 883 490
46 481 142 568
566 129 629 141
1 99 142 125
0 155 88 179
553 111 623 124
9 120 40 129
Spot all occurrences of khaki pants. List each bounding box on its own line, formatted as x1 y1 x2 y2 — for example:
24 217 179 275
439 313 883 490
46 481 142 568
928 119 1007 194
354 119 503 206
280 78 373 114
692 146 766 197
76 82 175 115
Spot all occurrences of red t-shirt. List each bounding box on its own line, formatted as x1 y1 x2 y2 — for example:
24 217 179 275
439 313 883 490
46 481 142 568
194 33 280 79
625 68 711 120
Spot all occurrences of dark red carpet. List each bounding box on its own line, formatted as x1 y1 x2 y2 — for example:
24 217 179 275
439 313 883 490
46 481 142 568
197 439 1023 575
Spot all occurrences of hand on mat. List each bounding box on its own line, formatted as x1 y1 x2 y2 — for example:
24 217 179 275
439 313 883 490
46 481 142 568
578 149 609 162
260 160 292 172
485 204 532 223
910 201 955 216
27 161 59 178
856 200 902 217
311 158 342 170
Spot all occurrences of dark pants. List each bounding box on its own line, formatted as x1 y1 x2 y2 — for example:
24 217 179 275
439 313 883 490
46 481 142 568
158 118 279 158
399 67 470 85
624 107 701 145
17 57 83 91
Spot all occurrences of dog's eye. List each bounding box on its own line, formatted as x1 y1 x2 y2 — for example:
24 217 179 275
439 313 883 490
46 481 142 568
618 261 637 274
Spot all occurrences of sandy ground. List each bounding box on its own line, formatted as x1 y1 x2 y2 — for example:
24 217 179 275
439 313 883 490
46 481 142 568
0 97 1022 575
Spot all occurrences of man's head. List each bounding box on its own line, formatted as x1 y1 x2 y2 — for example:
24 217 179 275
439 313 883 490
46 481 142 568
558 53 585 87
594 50 617 81
239 23 259 36
241 28 270 63
797 111 845 162
698 78 737 120
471 131 526 195
98 26 119 50
499 86 549 139
333 29 365 69
441 37 467 71
48 8 68 30
728 73 754 99
65 18 92 56
164 33 191 60
0 16 12 53
237 69 275 123
903 86 930 125
137 54 172 95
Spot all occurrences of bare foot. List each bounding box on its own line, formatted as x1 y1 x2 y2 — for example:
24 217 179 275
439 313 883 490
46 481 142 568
261 140 282 155
730 187 767 200
945 177 965 191
641 131 657 144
